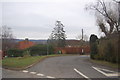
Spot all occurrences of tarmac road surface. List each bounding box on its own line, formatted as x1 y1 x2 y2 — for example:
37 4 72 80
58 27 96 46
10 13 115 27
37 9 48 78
2 55 119 79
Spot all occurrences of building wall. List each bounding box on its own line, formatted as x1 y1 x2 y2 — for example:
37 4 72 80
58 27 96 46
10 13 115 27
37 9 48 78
55 46 90 54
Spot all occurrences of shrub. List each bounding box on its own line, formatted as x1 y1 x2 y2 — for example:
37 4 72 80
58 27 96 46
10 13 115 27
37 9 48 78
104 42 116 63
97 36 119 63
7 49 24 57
28 44 54 56
90 34 98 59
23 50 30 57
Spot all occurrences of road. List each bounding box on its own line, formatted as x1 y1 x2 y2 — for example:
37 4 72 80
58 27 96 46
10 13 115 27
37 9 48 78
2 55 119 79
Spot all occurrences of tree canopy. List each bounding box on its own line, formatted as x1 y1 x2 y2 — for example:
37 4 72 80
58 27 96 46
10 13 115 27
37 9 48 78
86 0 120 37
49 21 66 47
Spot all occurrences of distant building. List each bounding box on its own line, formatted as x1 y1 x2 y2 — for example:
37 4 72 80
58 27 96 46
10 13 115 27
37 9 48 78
55 40 90 54
17 38 35 49
55 46 90 55
66 40 81 47
66 40 89 47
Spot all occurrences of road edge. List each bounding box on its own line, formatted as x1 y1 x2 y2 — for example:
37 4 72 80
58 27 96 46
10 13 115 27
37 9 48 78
2 54 78 71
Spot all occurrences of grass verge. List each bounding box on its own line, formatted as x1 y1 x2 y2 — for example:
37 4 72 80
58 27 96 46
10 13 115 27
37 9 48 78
2 54 71 70
91 59 120 69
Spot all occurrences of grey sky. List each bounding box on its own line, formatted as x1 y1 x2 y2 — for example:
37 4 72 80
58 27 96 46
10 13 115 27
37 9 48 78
2 0 104 40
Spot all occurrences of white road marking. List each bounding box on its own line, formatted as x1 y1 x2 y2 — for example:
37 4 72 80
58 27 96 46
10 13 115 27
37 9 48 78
92 66 119 77
37 73 44 76
30 72 36 74
46 76 55 78
101 68 115 72
22 70 55 78
107 73 119 76
22 70 28 73
74 68 91 80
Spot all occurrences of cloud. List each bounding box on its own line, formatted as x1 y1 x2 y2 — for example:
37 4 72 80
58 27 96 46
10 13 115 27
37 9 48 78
2 0 100 39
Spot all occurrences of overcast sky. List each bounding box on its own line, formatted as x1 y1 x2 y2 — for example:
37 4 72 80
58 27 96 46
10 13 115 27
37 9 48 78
1 0 106 40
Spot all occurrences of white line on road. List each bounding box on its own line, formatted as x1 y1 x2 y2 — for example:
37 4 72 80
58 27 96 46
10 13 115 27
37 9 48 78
46 76 55 78
101 68 115 73
92 66 107 76
37 73 44 76
74 68 91 80
22 70 55 78
30 72 36 74
92 66 119 77
22 70 28 73
107 73 119 76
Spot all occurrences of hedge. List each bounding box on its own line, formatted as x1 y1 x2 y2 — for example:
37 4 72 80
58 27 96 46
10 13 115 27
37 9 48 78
28 44 54 56
6 49 24 57
90 34 98 59
97 37 119 63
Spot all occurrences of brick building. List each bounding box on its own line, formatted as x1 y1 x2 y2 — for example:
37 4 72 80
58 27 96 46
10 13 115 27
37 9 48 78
17 38 35 49
55 40 90 54
55 46 90 54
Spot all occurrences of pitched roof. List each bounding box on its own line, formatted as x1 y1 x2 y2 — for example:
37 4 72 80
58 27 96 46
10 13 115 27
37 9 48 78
17 39 35 49
66 40 81 47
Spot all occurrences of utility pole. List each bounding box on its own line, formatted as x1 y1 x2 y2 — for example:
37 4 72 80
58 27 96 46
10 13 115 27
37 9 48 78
81 29 84 54
82 29 83 40
47 39 49 55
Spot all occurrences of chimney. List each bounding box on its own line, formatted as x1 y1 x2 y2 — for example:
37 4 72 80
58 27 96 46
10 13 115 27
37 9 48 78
25 38 29 43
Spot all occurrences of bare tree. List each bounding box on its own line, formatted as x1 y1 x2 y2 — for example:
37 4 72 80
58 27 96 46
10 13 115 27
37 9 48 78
86 0 120 37
1 25 16 52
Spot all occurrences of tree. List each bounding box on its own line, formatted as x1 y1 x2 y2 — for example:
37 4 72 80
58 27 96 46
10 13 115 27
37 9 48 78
1 25 16 52
86 0 120 37
49 21 66 47
90 34 98 59
90 34 98 43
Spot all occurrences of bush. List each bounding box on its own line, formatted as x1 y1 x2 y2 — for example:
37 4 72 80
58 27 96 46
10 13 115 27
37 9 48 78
23 50 30 57
28 44 54 56
7 49 24 57
94 54 104 60
97 36 119 63
90 34 98 59
104 42 116 63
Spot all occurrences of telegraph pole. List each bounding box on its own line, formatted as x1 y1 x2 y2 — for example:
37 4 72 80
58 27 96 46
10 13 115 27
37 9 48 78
47 39 49 55
82 29 83 40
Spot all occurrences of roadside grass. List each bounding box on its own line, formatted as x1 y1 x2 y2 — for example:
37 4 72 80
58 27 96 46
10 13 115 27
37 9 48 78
0 61 1 65
2 56 45 68
2 54 72 69
91 59 119 69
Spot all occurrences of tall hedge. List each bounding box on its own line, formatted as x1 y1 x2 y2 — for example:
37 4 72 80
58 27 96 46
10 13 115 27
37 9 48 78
97 37 119 63
90 34 98 59
28 44 54 56
7 49 24 57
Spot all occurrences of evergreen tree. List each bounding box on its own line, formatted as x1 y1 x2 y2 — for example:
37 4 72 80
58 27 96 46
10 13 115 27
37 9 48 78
49 21 66 47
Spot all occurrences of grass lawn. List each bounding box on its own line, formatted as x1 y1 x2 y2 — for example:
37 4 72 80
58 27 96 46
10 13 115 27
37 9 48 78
2 54 70 69
91 59 120 69
2 56 46 69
